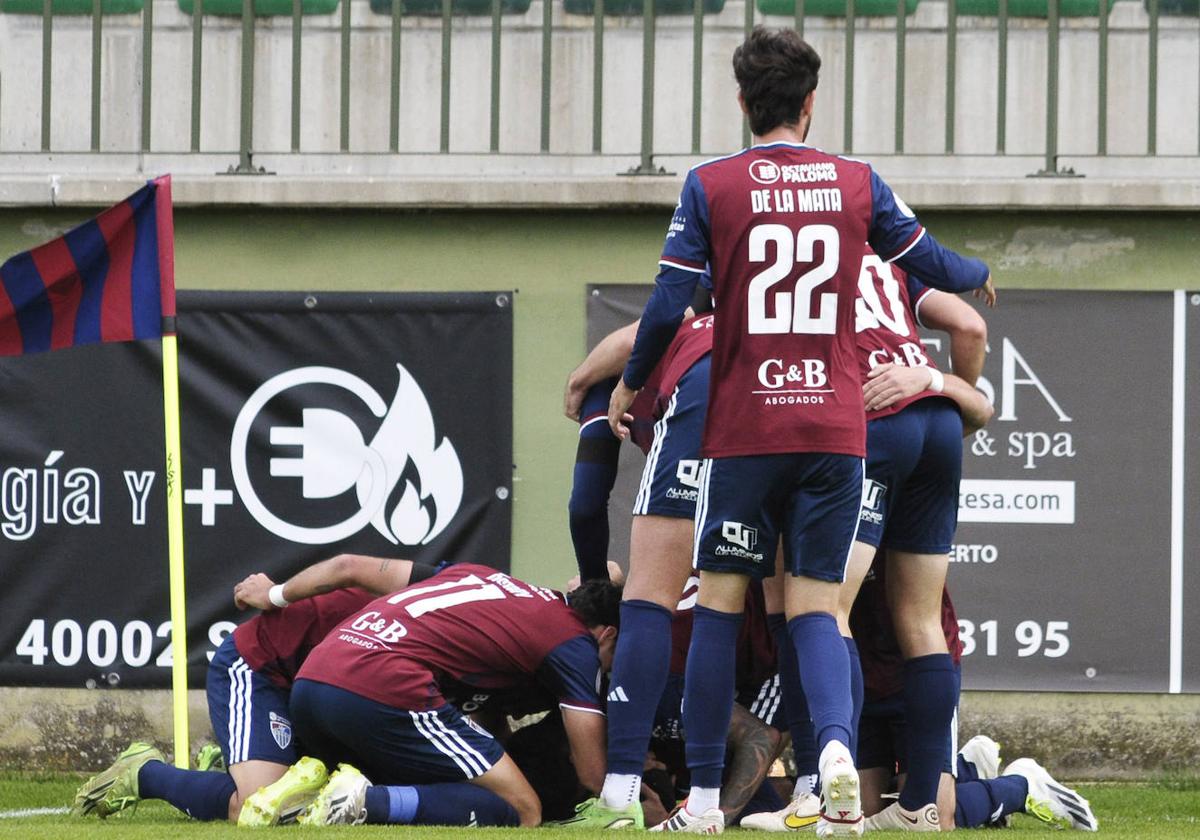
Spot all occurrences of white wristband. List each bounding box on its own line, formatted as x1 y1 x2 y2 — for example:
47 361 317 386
268 584 290 609
927 367 945 394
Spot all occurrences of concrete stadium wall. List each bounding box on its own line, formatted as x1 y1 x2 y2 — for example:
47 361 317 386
0 0 1198 158
0 205 1198 774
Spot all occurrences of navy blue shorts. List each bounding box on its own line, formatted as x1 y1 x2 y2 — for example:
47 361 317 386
739 673 786 732
857 691 958 776
289 679 505 785
694 452 864 582
207 635 297 766
857 398 963 555
633 356 709 520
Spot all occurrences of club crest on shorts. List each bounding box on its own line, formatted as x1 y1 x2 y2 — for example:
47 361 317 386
269 711 293 750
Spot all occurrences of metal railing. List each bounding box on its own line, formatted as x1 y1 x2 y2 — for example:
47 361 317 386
6 0 1200 174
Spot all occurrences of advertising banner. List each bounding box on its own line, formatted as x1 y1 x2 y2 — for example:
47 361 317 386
0 291 513 687
587 284 1187 692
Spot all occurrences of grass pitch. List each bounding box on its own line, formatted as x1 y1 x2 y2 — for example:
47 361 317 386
1 774 1197 839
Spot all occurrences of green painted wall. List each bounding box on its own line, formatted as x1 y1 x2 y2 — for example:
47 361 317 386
1 208 1196 586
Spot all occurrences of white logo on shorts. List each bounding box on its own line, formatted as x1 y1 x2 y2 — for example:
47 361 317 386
269 711 292 750
721 521 758 551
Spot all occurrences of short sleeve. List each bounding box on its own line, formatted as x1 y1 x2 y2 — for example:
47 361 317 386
536 635 604 714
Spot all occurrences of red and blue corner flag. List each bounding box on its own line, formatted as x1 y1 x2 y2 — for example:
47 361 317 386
0 175 176 356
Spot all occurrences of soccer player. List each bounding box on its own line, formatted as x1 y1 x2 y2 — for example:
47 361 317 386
71 554 435 824
851 267 991 832
561 313 716 830
852 557 1097 833
275 562 620 828
607 28 993 836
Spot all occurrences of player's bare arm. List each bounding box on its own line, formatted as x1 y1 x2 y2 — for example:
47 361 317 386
917 289 989 386
719 702 786 819
863 364 993 433
560 706 608 793
974 274 997 308
233 554 423 610
564 319 640 420
606 378 639 440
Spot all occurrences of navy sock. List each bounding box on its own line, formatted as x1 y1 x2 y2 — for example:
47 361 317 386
606 599 674 775
898 653 959 810
137 760 236 822
768 613 818 778
364 783 517 826
683 605 743 788
568 413 621 582
735 776 787 823
788 613 853 754
844 637 863 761
954 776 1029 827
956 752 978 782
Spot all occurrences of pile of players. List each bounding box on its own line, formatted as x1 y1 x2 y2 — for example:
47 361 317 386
72 26 1098 835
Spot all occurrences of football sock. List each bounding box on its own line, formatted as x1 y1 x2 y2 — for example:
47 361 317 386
788 613 853 753
364 783 519 826
682 605 744 789
898 653 960 810
137 761 237 822
954 776 1029 828
768 613 819 784
599 775 641 812
686 786 720 814
844 636 863 760
602 599 674 807
957 752 979 782
568 380 622 583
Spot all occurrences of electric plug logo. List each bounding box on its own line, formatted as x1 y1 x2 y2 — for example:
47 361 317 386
230 364 463 546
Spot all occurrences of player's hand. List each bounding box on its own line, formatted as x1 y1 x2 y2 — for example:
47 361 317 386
863 363 937 412
563 373 587 421
974 274 997 308
234 573 276 611
607 379 638 441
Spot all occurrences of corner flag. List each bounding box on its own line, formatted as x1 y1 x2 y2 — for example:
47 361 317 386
0 176 191 768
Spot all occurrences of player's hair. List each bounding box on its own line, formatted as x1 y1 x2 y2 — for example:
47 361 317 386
566 578 622 629
732 26 822 137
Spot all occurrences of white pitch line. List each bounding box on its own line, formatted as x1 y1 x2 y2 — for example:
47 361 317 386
0 807 69 819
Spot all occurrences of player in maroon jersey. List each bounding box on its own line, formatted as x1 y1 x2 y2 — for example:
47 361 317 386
602 29 993 837
72 554 435 824
269 562 620 828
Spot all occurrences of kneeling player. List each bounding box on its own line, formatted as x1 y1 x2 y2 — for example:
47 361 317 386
71 554 435 823
272 563 620 828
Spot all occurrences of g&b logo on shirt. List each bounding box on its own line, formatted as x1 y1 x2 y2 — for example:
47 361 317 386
347 610 409 645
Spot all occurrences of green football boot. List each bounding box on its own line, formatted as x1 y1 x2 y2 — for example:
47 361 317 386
195 743 226 773
72 741 165 818
553 796 645 829
237 756 329 827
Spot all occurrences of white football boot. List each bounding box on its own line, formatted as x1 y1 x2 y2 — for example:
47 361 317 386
1005 758 1098 832
815 742 863 837
958 735 1002 781
739 791 821 832
863 801 941 832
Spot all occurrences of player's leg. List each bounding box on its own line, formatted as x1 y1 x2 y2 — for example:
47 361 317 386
855 693 904 818
601 364 709 818
291 680 529 827
569 378 622 582
880 401 963 822
782 453 865 836
659 453 779 831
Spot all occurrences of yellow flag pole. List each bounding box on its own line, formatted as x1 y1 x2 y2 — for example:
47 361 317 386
162 331 190 769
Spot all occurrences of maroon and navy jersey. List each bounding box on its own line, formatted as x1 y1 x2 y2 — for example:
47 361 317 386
850 554 963 700
855 255 940 420
232 587 375 689
623 142 989 459
654 314 715 417
296 563 604 715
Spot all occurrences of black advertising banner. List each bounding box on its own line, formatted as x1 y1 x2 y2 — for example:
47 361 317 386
0 291 513 687
587 285 1187 693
